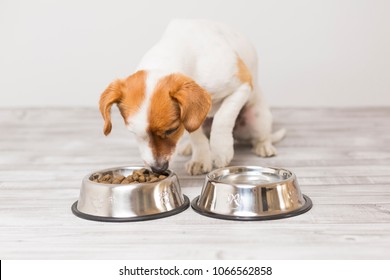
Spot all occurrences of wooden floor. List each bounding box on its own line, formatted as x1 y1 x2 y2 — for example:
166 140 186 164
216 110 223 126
0 107 389 259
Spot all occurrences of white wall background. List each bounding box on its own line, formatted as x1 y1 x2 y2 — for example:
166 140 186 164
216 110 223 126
0 0 389 107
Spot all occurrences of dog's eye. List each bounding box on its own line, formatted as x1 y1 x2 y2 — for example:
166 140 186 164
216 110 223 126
165 127 178 135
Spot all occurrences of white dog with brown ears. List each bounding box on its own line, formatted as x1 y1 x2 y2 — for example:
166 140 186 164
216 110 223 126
99 19 285 175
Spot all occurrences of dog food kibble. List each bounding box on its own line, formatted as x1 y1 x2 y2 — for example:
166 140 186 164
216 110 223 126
100 174 111 182
93 168 167 184
111 175 125 184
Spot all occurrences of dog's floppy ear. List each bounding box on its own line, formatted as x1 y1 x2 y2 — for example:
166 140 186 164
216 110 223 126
169 74 211 132
99 80 122 135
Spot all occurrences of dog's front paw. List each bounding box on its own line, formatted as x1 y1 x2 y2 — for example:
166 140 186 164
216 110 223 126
253 140 277 157
185 159 212 175
212 147 234 168
212 153 233 168
210 135 234 168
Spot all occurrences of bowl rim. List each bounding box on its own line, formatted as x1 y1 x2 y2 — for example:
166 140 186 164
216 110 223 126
206 165 296 187
83 165 175 186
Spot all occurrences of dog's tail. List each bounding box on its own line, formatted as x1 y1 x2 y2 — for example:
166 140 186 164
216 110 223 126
272 128 287 143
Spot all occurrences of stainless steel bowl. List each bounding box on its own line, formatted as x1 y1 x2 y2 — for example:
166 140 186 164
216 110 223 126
72 166 189 222
191 166 312 221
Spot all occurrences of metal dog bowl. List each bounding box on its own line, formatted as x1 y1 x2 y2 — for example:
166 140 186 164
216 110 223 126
191 166 312 221
72 166 190 222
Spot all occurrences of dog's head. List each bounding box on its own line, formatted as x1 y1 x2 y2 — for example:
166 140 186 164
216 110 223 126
99 70 211 173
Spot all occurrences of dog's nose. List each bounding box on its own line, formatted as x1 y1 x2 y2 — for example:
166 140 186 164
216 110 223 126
151 161 169 174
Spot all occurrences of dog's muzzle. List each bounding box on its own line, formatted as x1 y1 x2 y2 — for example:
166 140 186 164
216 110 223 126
151 161 169 174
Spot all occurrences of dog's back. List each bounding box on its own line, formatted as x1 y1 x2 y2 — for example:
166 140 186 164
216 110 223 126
138 19 258 103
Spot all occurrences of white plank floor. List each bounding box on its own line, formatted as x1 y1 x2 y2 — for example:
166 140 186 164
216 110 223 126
0 107 389 259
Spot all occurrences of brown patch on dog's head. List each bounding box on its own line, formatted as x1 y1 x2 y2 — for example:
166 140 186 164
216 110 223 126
147 73 211 168
236 56 253 89
99 70 146 135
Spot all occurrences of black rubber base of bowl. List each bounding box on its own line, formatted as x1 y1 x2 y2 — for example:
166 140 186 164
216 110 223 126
71 195 190 222
191 194 313 221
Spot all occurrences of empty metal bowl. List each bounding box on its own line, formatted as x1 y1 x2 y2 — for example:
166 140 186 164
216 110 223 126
191 166 312 221
72 166 189 222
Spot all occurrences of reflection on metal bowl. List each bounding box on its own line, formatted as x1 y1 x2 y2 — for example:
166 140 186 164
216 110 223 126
72 166 189 222
191 166 312 221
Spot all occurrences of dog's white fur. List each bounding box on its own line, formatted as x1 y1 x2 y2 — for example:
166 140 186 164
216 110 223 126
106 19 285 175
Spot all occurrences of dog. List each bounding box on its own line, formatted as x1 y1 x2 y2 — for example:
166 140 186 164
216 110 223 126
99 19 285 175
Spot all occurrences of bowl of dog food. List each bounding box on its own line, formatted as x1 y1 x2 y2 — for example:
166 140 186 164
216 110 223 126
191 166 312 221
72 166 190 222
